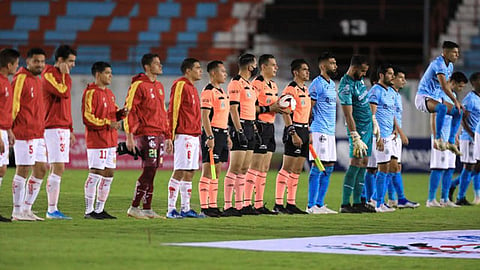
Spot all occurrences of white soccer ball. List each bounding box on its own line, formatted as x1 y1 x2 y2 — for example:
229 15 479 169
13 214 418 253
278 94 296 110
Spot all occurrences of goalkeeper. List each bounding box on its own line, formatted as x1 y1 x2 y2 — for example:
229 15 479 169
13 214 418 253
337 55 374 213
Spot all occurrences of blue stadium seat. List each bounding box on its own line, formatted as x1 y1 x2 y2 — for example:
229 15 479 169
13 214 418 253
129 3 139 17
11 1 50 16
166 47 189 63
44 31 77 43
66 2 116 16
0 30 29 41
177 32 198 43
109 17 130 31
14 17 40 31
187 18 207 32
158 2 181 18
147 18 171 32
138 32 161 42
128 46 153 62
76 45 111 62
196 3 217 18
56 17 94 31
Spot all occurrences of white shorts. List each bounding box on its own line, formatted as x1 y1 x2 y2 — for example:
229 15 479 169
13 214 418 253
373 134 395 164
0 130 9 166
415 93 442 113
392 136 402 162
174 134 200 170
474 132 480 161
14 138 47 166
309 133 336 162
367 138 377 168
87 147 116 170
460 139 476 164
44 128 70 163
430 138 456 169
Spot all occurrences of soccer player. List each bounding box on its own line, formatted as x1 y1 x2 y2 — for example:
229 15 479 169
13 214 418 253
199 60 231 217
427 72 467 207
11 48 47 221
124 53 173 219
273 59 311 215
415 41 462 155
247 54 285 215
222 54 258 217
0 48 19 222
307 52 338 214
338 55 375 213
82 61 127 219
167 58 203 218
41 45 76 220
364 73 379 206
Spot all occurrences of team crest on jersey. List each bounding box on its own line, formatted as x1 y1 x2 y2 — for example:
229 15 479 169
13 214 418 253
30 87 34 97
247 91 252 98
4 87 8 97
221 101 225 108
149 139 157 148
150 88 155 99
266 98 271 104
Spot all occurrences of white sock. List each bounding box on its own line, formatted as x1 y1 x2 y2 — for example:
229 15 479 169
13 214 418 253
12 174 26 213
180 181 192 212
0 177 3 190
84 173 101 214
23 176 43 211
167 178 180 212
95 177 113 213
47 173 61 213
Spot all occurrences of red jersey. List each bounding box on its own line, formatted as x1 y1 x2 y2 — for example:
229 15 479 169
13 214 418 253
41 64 73 130
123 73 171 139
200 83 230 129
168 77 201 138
81 83 118 148
252 75 278 123
228 75 256 121
0 74 13 130
282 81 311 124
11 67 45 140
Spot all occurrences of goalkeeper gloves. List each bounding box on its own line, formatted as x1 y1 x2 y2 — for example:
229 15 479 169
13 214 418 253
350 130 368 158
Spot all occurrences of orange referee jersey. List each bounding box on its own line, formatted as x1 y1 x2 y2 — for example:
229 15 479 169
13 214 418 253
252 75 278 123
0 74 13 130
228 75 256 121
200 83 230 129
282 81 311 124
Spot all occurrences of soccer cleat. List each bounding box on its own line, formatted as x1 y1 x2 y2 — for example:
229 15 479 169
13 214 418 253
11 211 35 221
0 214 11 222
201 208 219 218
143 209 163 219
353 203 376 213
84 211 104 219
448 186 456 202
446 143 462 156
426 199 443 208
255 205 278 215
96 210 117 219
306 205 323 214
127 206 149 219
286 203 308 214
24 210 45 221
434 138 447 151
473 197 480 205
375 204 395 213
321 205 338 214
367 199 377 208
222 207 242 217
273 204 291 214
440 199 460 208
387 200 398 208
166 209 184 219
46 210 73 220
240 205 259 215
397 199 420 209
180 209 205 218
455 197 472 206
339 204 361 214
210 207 223 216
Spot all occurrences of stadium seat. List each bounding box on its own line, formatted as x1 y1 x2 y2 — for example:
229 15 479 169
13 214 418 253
11 1 50 16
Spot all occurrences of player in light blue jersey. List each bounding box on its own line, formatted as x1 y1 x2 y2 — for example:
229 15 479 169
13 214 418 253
415 41 463 155
427 72 467 207
307 52 338 214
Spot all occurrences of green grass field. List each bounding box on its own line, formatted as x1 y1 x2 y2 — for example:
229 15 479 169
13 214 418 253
0 168 479 270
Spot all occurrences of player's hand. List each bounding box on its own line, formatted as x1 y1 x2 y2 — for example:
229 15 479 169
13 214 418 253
116 107 129 120
59 62 70 74
70 133 76 146
110 121 121 130
376 138 385 151
165 139 173 154
400 133 409 145
206 136 215 150
309 133 312 144
454 99 462 112
351 131 368 158
270 102 291 114
7 129 15 146
235 129 248 148
126 135 136 152
372 115 380 140
292 133 303 147
227 136 233 150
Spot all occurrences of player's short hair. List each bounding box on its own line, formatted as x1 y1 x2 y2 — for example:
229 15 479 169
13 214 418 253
376 63 394 77
393 66 406 76
318 51 335 63
141 53 159 70
27 47 46 59
207 60 223 73
0 48 20 68
54 45 76 61
350 55 368 67
290 59 308 75
442 41 459 49
258 54 275 67
91 61 111 76
238 53 256 67
469 72 480 83
450 71 468 83
180 57 199 74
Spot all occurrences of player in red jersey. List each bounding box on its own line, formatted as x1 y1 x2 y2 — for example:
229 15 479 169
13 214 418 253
166 58 203 218
82 62 127 220
0 48 20 222
124 53 173 219
41 45 77 220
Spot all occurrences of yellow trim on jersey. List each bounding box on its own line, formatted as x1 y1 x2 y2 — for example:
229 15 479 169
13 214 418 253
44 72 68 94
123 81 142 133
12 74 26 120
84 89 111 126
171 81 185 138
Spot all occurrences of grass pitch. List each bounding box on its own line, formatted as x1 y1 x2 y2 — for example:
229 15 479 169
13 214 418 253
0 168 479 270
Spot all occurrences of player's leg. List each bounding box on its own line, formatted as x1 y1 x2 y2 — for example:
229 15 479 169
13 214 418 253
22 139 47 221
94 147 117 219
307 132 321 211
443 101 463 154
84 148 107 219
243 152 262 214
425 98 448 149
0 130 10 221
387 158 398 207
285 155 307 214
254 152 276 214
312 134 337 214
208 131 228 216
167 135 190 218
473 162 480 205
273 154 295 214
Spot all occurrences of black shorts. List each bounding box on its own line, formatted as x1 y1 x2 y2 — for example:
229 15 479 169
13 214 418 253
229 120 256 151
136 135 165 168
201 128 229 164
254 122 276 154
283 124 309 158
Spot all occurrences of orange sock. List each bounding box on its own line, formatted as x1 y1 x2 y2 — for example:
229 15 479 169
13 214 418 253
275 169 289 205
199 177 210 209
244 169 258 207
208 179 218 208
254 171 267 208
224 171 236 209
287 173 299 205
235 174 246 210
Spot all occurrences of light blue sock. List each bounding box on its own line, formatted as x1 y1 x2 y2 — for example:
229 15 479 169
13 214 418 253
375 171 387 207
472 172 480 198
308 164 321 208
434 103 447 140
364 171 376 201
316 166 334 207
448 107 463 144
428 169 444 201
386 173 396 200
450 175 460 188
393 172 406 200
458 168 473 200
441 168 455 201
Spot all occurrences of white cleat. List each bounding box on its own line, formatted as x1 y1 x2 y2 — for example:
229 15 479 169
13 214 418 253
321 205 338 214
388 200 398 208
307 205 338 214
440 199 460 208
375 204 395 213
24 210 44 221
426 199 443 208
473 197 480 205
143 209 164 219
127 206 149 219
368 199 377 208
11 211 36 221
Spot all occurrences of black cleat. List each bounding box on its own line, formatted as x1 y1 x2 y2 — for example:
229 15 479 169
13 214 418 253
210 207 223 216
360 197 367 204
201 208 220 218
0 214 11 222
241 205 259 215
273 204 291 214
286 203 308 214
353 203 376 213
455 197 472 206
222 207 242 217
255 204 278 215
84 211 104 219
96 210 117 219
340 204 362 214
448 186 456 202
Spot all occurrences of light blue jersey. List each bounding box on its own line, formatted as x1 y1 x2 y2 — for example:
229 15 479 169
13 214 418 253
394 90 403 129
338 74 372 129
418 55 453 100
368 84 396 138
462 91 480 136
309 75 336 135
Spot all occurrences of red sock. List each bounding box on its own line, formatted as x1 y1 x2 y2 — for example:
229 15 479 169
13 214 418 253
199 177 210 209
223 171 236 209
275 169 289 205
243 169 258 207
235 174 246 210
254 171 267 208
208 179 218 208
287 173 299 205
132 167 155 208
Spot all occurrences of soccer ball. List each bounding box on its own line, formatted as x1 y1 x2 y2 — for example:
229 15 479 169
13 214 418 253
278 94 296 110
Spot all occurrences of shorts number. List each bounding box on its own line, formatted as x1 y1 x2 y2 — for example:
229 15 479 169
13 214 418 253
148 149 157 158
187 150 191 160
99 150 107 159
29 145 33 154
60 143 65 152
